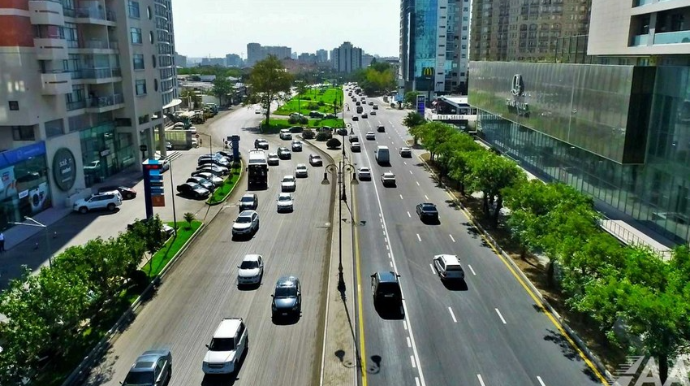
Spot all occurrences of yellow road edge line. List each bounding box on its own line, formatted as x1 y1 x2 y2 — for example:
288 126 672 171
353 184 368 386
444 189 610 386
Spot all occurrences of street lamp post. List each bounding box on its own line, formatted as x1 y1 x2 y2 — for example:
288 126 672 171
322 136 358 292
9 217 53 267
197 132 213 157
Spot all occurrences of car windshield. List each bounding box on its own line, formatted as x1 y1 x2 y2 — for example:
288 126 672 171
240 260 259 269
241 196 254 202
424 205 437 211
446 265 462 271
279 196 291 202
236 216 252 223
275 287 297 298
123 371 154 385
209 337 235 351
283 177 294 182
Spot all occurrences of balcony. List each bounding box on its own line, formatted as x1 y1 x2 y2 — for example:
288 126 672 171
86 94 124 113
74 67 122 83
29 0 64 26
654 30 690 45
66 100 86 111
632 34 649 46
40 71 72 95
34 37 68 60
73 39 118 53
64 7 115 24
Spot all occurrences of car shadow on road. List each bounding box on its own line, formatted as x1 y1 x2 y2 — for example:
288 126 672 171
201 373 238 386
373 304 405 320
441 279 469 291
271 314 300 325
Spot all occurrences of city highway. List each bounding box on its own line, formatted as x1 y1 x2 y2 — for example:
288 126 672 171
347 94 604 386
83 107 334 386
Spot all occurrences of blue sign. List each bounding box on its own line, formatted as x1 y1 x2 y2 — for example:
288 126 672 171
416 95 426 115
0 142 46 169
231 135 240 162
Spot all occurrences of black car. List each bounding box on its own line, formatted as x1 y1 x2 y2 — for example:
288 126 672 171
416 202 439 222
291 141 302 152
271 276 301 319
361 113 368 119
349 135 359 143
377 125 385 133
97 185 137 200
309 111 325 118
187 177 215 192
352 116 359 121
239 193 258 211
278 147 292 160
371 271 403 310
176 182 210 199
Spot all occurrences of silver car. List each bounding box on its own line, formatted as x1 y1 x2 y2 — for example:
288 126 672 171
122 350 172 386
232 210 260 237
237 254 264 286
277 193 294 212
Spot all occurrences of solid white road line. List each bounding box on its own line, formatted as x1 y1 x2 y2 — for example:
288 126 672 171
417 234 422 242
407 211 411 217
416 181 420 186
424 195 429 200
411 355 416 368
477 374 486 386
403 320 408 330
468 264 477 276
400 194 404 200
429 263 435 274
537 376 546 386
448 307 457 323
495 308 507 324
449 234 456 242
407 337 412 347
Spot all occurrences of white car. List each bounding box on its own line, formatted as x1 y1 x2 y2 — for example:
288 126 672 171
433 254 465 281
295 164 308 178
277 193 294 212
365 132 376 140
232 210 259 237
281 175 296 192
202 318 248 374
73 191 123 213
381 171 396 187
267 153 280 166
358 167 371 180
237 254 264 286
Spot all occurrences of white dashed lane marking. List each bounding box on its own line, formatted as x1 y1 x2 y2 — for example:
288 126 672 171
449 234 455 242
448 307 457 323
416 234 422 242
495 308 507 324
468 264 477 276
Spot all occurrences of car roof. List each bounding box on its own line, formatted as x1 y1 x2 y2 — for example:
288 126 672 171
279 192 292 198
213 318 243 338
376 271 399 283
276 275 299 288
421 202 436 208
242 254 261 262
283 175 294 179
296 164 307 168
383 172 395 176
238 210 257 217
360 166 370 170
131 350 171 372
242 193 256 199
436 254 461 265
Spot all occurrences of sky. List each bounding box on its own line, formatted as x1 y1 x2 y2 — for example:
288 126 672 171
171 0 399 59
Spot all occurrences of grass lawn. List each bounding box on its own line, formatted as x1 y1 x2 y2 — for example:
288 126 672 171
142 220 202 278
262 118 346 133
275 87 344 116
208 166 242 204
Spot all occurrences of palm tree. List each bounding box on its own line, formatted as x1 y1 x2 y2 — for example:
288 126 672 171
402 112 425 146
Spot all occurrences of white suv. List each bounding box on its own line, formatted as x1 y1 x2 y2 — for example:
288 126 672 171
203 318 248 375
73 191 122 213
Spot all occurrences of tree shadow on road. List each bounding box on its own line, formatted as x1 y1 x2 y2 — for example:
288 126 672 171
543 328 602 383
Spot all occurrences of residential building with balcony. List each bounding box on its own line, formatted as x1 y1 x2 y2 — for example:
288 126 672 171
0 0 177 231
331 41 363 74
469 0 690 245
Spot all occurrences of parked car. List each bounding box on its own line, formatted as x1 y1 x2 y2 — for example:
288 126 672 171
381 172 396 187
232 210 260 238
281 175 296 192
309 154 323 166
202 318 248 375
373 105 379 110
73 191 123 213
271 276 301 319
197 164 229 175
433 254 465 281
416 202 439 222
192 172 223 187
97 186 136 200
176 182 210 199
237 254 264 286
239 193 258 211
122 350 172 386
277 192 294 212
295 164 308 178
278 147 292 160
187 177 215 192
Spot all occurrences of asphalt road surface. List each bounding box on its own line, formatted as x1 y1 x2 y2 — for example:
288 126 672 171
83 106 334 386
347 94 605 386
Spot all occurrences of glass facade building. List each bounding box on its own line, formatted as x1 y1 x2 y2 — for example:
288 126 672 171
470 62 690 244
80 123 136 187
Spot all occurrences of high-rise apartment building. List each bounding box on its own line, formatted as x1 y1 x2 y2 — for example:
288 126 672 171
469 0 690 244
470 0 591 62
316 49 328 63
399 0 470 96
201 57 225 66
245 43 292 66
225 53 242 67
175 52 187 68
331 41 363 73
0 0 177 230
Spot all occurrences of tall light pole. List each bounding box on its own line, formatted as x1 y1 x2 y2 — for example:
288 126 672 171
9 216 53 267
197 132 213 157
322 132 358 291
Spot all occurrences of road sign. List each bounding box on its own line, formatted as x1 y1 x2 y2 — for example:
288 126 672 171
416 95 426 115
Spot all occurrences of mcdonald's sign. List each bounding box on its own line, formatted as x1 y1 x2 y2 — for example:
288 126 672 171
422 67 434 78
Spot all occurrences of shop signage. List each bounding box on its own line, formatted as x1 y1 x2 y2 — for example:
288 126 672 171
434 114 472 120
52 148 77 191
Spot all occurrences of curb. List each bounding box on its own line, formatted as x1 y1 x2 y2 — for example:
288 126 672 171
419 155 615 385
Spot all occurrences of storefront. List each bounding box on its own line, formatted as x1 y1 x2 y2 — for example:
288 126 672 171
79 123 135 187
0 142 51 230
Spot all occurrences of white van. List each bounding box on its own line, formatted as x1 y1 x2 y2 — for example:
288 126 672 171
375 146 390 165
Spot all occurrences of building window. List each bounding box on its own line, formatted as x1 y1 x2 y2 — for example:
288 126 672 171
128 0 140 18
135 79 147 96
152 54 157 68
138 114 150 124
130 28 142 44
147 5 152 19
45 119 64 138
133 54 145 70
9 101 19 110
12 126 35 141
149 31 154 44
154 79 158 91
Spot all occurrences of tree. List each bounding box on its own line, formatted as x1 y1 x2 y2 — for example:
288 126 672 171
211 77 232 107
415 122 455 161
180 89 202 110
247 55 293 131
467 152 526 228
404 91 421 106
184 212 195 229
402 112 425 145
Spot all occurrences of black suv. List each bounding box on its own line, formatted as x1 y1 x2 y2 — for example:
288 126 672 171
377 125 385 133
371 271 403 314
272 276 301 319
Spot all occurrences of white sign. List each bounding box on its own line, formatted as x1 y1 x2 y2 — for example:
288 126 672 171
435 114 472 120
612 356 690 386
